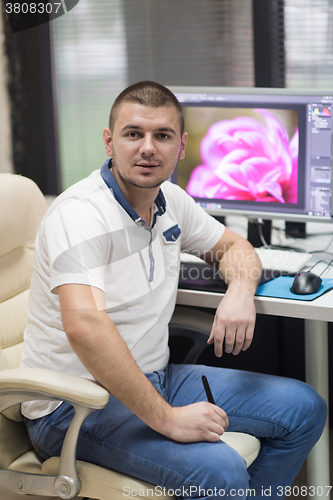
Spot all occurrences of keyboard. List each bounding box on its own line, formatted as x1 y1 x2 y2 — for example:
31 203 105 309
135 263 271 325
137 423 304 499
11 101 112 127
255 247 312 274
179 254 227 293
179 249 312 293
179 254 277 292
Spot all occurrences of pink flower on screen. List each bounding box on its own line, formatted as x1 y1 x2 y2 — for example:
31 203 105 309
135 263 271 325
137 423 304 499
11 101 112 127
186 109 299 203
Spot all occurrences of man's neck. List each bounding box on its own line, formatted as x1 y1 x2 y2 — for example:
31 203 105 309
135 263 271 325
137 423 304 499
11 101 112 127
127 188 157 221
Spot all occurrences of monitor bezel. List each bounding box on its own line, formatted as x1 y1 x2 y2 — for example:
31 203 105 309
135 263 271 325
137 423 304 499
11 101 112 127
169 86 333 224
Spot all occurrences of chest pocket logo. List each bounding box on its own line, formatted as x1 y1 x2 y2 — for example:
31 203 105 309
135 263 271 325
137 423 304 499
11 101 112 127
162 224 181 244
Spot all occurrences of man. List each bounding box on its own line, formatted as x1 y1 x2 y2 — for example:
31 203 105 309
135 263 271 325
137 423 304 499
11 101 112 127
21 81 326 499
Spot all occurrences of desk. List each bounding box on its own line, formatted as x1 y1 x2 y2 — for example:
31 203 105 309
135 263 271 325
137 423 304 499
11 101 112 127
177 217 333 499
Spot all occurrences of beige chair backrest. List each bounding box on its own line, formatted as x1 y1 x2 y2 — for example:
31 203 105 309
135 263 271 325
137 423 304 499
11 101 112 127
0 173 47 468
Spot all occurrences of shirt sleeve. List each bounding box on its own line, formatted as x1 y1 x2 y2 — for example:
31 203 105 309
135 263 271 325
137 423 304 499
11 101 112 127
44 198 111 294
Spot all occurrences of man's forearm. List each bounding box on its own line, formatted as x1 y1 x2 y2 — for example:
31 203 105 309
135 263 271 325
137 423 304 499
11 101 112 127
205 232 261 357
218 238 262 291
64 309 173 434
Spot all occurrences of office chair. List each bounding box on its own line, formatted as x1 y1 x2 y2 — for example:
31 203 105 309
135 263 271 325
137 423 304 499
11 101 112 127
0 173 260 499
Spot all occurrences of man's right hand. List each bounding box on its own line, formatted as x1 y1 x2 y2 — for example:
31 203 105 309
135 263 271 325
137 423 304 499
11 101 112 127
162 402 229 443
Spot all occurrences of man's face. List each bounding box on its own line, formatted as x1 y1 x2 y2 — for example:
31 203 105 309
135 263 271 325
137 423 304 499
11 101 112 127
103 102 187 190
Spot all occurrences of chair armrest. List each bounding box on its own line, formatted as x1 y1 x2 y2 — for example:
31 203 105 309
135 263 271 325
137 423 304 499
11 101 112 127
0 368 109 413
0 368 109 499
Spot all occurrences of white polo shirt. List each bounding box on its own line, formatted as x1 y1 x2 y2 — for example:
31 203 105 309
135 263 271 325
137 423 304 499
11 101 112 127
20 160 225 419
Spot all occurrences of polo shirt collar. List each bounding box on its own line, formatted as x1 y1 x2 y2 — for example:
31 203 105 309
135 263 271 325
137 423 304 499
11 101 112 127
100 159 166 227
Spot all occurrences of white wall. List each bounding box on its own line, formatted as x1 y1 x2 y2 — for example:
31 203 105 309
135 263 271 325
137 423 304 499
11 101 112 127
0 1 13 174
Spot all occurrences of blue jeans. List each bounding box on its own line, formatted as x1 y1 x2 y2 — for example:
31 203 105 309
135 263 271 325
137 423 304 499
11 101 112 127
25 364 327 500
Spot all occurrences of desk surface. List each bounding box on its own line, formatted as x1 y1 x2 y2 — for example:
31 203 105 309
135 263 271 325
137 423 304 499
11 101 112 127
177 287 333 322
177 217 333 323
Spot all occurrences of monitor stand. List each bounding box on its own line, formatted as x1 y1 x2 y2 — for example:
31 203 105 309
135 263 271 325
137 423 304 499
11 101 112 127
213 215 226 226
247 219 271 247
285 221 307 238
247 220 307 248
214 217 306 247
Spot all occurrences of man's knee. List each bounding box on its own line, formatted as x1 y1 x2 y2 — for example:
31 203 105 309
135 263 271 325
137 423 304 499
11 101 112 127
305 386 327 438
287 381 327 444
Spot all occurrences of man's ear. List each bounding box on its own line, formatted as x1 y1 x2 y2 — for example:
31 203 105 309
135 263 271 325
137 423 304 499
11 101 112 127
179 132 188 160
103 128 113 157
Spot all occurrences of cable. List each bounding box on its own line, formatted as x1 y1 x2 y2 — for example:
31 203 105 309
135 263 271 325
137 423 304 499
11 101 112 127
271 224 333 254
308 259 333 276
258 220 305 252
272 225 333 238
257 219 269 247
255 219 333 254
310 232 333 254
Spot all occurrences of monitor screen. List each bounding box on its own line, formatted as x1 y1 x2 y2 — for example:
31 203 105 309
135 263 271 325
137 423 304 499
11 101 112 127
170 87 333 223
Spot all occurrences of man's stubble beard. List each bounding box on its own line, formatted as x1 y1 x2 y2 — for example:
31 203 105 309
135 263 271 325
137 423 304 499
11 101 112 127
112 154 179 190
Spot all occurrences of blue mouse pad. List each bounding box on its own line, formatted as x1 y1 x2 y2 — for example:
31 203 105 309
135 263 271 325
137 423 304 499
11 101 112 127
256 276 333 301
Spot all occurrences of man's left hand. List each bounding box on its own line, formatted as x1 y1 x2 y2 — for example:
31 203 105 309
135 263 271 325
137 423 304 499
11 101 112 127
207 280 256 357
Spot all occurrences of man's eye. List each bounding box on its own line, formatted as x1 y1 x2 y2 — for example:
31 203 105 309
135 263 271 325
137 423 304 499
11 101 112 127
158 133 170 140
127 132 139 139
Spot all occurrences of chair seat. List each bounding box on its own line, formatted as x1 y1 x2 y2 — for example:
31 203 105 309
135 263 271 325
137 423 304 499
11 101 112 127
222 432 260 467
9 432 260 500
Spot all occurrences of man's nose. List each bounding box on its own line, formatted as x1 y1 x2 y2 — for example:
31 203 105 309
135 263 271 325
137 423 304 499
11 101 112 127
140 135 156 156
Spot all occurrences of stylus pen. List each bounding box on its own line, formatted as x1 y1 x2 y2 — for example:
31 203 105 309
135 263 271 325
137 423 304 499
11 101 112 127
202 375 225 442
202 375 215 405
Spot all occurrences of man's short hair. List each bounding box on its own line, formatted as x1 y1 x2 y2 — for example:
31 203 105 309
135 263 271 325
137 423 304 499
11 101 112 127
109 81 185 135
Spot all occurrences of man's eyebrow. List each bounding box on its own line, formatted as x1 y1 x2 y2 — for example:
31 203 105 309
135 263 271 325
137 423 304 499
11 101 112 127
157 127 177 135
121 125 177 135
121 125 141 131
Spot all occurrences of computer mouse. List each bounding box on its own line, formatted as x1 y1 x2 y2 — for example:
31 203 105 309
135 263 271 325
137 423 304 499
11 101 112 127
290 271 322 295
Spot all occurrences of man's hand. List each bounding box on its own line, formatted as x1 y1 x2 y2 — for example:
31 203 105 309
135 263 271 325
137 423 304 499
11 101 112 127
164 402 229 443
207 280 256 357
203 227 261 357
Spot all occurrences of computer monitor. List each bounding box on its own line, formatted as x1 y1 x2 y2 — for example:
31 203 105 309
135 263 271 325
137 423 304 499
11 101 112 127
170 87 333 231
